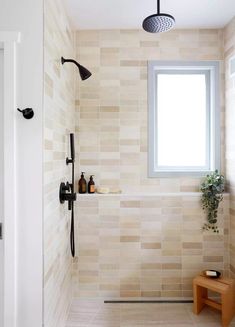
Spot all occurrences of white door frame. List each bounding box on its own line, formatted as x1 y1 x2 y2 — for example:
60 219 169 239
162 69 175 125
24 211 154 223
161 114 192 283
0 31 21 327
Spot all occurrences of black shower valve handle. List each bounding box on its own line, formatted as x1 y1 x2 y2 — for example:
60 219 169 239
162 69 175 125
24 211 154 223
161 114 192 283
66 192 76 211
68 195 76 211
64 181 71 191
66 192 77 211
59 182 76 204
64 192 76 202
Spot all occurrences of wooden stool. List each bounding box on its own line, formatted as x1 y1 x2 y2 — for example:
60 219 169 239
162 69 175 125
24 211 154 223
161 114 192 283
193 275 235 327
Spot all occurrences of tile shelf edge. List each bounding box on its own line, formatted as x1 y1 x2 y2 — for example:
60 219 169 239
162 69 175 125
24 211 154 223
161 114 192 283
76 192 230 197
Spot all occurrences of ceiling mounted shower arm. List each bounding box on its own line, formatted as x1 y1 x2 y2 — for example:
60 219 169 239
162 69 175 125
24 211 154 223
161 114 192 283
157 0 160 14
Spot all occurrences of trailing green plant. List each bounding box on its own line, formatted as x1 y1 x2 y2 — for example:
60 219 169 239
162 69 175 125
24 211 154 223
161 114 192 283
200 170 225 233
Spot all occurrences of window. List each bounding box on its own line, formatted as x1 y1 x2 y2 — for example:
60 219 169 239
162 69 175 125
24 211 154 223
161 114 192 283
148 61 220 177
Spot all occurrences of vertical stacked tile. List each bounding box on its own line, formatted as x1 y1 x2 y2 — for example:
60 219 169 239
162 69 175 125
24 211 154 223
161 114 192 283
224 17 235 278
74 194 229 299
76 29 224 192
44 0 76 326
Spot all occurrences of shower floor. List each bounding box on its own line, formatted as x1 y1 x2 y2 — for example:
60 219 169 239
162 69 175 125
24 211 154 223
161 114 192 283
66 299 235 327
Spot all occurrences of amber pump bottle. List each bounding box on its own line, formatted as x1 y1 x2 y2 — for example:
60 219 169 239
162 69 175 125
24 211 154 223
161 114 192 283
88 175 95 194
78 172 87 194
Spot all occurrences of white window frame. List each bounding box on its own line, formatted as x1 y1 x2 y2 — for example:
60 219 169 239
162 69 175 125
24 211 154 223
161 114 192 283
148 60 220 177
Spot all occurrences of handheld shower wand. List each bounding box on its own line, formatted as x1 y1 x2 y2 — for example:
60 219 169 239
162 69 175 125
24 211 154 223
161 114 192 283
67 133 75 164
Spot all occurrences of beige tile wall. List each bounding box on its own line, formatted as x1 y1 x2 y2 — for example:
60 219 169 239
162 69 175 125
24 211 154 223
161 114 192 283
224 17 235 278
74 193 229 299
75 29 225 193
73 28 228 299
41 3 235 320
44 0 76 326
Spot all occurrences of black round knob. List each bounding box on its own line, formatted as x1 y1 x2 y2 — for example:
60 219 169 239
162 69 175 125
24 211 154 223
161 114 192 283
17 108 34 119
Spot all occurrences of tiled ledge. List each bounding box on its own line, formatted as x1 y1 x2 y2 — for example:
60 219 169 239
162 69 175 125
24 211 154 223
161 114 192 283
77 192 229 197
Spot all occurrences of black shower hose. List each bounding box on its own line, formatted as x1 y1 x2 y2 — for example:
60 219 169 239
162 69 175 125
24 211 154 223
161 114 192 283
70 161 75 257
70 202 75 257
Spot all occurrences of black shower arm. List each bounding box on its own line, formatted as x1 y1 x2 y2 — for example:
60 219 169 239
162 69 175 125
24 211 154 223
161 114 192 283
61 57 81 69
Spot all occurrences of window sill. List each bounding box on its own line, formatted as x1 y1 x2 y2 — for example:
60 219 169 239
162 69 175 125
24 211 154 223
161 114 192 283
149 170 219 178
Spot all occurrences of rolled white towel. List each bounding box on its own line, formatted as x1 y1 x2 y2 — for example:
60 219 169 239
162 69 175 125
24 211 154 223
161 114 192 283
96 187 110 194
109 188 122 194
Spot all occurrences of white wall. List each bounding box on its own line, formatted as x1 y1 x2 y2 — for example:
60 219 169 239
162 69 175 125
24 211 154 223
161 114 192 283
0 1 43 326
0 48 4 327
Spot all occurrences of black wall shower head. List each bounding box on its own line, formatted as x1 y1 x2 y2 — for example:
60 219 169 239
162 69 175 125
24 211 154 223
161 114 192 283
142 0 175 33
61 57 92 80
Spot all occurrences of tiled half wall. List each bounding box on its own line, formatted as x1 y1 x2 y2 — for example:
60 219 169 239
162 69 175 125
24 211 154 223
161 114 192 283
73 193 229 299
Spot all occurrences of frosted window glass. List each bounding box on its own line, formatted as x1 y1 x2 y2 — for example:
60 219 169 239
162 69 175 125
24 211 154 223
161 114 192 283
157 74 207 167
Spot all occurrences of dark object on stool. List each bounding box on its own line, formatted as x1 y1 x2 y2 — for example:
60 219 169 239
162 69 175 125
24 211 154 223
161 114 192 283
202 270 221 279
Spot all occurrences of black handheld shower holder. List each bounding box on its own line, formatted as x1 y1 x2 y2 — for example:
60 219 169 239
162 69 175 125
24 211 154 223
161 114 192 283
59 133 76 257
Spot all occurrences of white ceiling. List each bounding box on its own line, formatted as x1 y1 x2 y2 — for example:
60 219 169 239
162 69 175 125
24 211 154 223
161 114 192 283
64 0 235 30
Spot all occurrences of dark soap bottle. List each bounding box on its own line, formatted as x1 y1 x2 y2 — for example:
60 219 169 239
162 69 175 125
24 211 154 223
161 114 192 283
78 172 87 194
88 175 95 194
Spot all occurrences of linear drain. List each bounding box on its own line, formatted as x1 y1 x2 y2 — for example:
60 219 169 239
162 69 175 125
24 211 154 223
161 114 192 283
104 300 193 304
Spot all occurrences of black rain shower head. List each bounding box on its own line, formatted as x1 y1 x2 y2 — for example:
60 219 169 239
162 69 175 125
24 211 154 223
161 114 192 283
142 0 175 33
61 57 92 80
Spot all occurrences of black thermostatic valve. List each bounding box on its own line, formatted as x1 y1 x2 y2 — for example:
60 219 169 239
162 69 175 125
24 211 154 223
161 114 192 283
59 182 77 205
